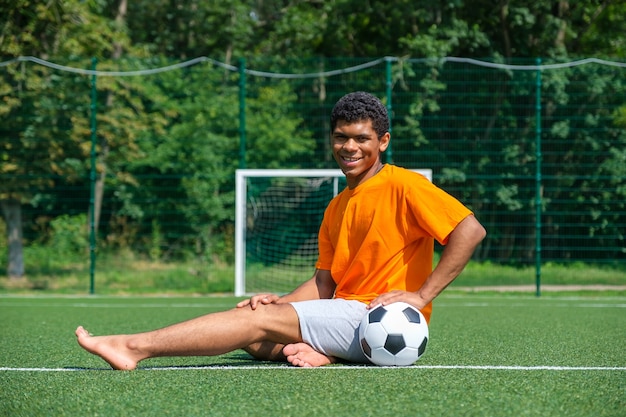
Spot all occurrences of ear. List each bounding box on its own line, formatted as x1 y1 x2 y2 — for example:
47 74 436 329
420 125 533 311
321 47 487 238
379 132 391 152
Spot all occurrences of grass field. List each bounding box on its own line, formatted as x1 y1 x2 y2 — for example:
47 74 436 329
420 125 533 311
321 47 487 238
0 294 624 416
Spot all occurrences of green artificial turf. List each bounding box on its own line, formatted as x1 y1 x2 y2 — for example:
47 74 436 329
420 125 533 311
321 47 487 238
0 294 624 416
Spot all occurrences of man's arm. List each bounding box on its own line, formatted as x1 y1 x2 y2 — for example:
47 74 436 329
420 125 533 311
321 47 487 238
236 268 336 309
370 214 486 310
416 214 486 305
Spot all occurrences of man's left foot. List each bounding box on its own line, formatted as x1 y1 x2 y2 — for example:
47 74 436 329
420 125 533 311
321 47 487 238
283 343 336 367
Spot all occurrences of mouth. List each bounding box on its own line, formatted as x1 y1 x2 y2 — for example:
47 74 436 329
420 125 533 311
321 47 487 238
341 156 361 164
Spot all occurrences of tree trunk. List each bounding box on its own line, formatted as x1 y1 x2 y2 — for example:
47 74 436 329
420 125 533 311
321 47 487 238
92 143 108 232
91 0 127 232
1 199 24 279
499 0 512 59
555 1 570 49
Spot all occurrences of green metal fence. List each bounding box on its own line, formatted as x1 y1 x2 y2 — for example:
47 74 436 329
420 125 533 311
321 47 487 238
1 56 625 292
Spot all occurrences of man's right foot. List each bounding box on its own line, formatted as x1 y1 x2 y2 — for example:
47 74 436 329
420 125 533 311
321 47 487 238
75 326 141 370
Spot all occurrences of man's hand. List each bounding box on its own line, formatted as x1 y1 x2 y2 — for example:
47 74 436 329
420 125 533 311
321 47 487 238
236 293 281 309
367 290 427 311
236 269 336 310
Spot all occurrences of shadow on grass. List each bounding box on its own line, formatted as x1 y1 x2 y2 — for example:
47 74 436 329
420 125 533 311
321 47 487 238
65 353 285 371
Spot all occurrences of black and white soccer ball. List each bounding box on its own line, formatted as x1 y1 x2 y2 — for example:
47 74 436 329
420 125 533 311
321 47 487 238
359 302 429 366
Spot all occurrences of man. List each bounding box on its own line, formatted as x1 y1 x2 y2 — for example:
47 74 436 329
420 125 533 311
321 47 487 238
76 91 486 369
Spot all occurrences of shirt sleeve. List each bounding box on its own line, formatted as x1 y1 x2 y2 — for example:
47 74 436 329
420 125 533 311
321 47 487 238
315 207 335 270
407 174 473 245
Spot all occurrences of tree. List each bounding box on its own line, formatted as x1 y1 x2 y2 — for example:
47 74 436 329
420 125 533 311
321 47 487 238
1 0 624 272
101 65 315 261
122 0 255 63
0 0 124 277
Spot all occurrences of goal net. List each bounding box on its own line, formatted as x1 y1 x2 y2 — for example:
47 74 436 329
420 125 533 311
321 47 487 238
234 168 432 296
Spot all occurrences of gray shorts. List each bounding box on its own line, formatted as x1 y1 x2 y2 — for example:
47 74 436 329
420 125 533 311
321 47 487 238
290 299 370 363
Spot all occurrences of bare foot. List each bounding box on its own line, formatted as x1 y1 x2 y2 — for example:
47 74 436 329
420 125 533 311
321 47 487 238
283 343 336 368
75 326 142 370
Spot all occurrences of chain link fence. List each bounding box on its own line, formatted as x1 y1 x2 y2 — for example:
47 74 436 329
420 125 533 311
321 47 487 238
1 56 625 291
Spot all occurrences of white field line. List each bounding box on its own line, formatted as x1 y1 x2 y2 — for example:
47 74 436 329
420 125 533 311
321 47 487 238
437 302 626 308
0 302 238 309
1 299 626 309
1 365 625 372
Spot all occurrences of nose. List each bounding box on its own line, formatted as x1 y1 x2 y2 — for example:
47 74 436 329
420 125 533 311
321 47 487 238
342 138 358 152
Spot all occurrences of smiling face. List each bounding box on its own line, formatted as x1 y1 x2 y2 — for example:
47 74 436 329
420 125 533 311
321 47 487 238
331 119 390 189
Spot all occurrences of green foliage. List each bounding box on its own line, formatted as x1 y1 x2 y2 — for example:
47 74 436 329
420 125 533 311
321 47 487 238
50 214 88 258
575 1 626 56
2 249 624 294
0 0 130 199
149 219 162 261
1 0 625 273
246 83 315 168
0 218 6 266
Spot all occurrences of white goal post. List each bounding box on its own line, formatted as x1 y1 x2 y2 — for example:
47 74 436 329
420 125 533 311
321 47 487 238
234 168 432 296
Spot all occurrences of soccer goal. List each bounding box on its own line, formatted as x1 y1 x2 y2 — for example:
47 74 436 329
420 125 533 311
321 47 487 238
234 168 432 296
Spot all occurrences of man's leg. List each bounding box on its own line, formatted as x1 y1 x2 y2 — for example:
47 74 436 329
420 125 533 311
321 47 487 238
76 303 301 370
243 341 335 367
283 343 336 367
243 341 287 362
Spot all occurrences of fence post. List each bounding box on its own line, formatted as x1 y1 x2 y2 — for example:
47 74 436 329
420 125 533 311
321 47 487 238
385 56 394 164
89 57 98 295
239 58 247 169
534 58 542 297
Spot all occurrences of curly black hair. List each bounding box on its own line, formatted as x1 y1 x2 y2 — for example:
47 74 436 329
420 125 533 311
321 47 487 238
330 91 390 138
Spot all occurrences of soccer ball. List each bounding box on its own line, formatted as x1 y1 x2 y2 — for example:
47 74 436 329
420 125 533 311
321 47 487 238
359 302 429 366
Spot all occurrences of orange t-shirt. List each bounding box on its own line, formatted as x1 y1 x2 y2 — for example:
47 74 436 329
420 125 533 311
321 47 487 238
316 165 473 322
